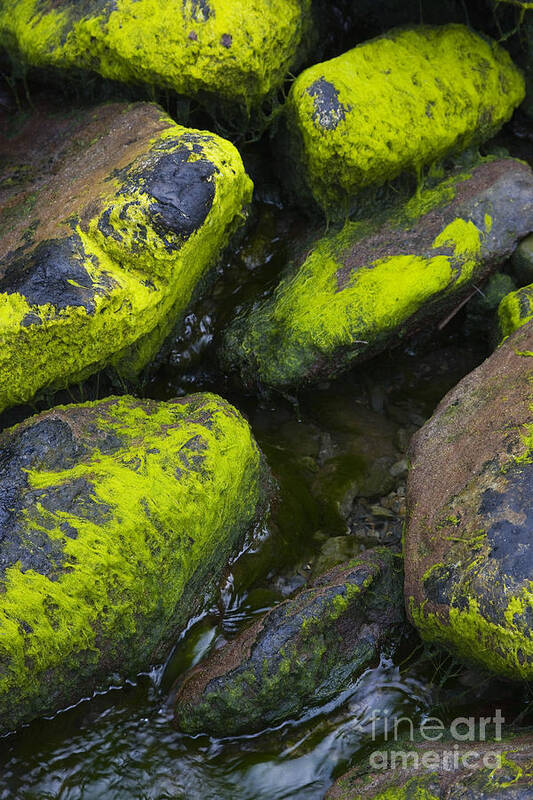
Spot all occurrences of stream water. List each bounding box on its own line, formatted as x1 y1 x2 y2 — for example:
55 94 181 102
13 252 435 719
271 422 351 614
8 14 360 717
1 104 533 799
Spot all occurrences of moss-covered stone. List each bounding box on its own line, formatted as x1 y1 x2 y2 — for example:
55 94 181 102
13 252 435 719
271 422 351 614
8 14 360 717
498 283 533 339
405 319 533 680
0 392 272 734
0 0 311 120
0 101 252 412
282 24 524 215
174 548 406 736
222 158 533 391
326 734 533 799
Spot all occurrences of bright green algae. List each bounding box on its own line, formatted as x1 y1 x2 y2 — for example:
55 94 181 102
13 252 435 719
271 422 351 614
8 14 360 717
223 158 533 390
0 392 271 734
0 0 311 116
284 24 524 214
499 284 533 339
0 102 252 412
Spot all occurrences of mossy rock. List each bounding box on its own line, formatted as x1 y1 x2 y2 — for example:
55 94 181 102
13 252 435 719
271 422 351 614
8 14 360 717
281 24 524 215
0 0 311 122
0 101 252 412
405 319 533 680
326 734 533 799
222 158 533 391
498 282 533 339
174 548 406 736
0 392 272 734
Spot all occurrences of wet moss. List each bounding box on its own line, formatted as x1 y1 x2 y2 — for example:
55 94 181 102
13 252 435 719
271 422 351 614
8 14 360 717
0 0 311 119
284 24 524 215
0 392 271 733
0 105 252 410
223 159 533 390
498 284 533 340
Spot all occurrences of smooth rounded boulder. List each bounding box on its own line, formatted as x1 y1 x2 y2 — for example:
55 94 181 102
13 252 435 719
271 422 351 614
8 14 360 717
0 101 251 412
0 0 311 120
282 24 524 215
0 393 272 734
405 319 533 680
174 548 406 736
223 158 533 391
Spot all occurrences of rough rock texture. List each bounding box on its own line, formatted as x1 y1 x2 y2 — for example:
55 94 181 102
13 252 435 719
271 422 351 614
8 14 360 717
498 283 533 339
405 320 533 680
326 735 533 799
223 158 533 391
174 548 405 736
0 393 272 734
282 24 524 215
0 0 311 119
0 101 251 412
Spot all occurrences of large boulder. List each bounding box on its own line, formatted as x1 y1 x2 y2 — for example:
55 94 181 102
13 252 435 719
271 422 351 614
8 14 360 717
281 24 524 215
0 393 272 734
405 319 533 680
223 158 533 391
0 101 251 412
0 0 311 121
174 548 406 736
326 734 533 799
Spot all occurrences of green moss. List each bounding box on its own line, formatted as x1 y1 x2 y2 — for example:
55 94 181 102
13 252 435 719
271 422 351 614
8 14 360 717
285 24 524 214
409 579 533 680
498 284 533 340
0 393 270 732
224 167 490 390
0 0 311 116
0 110 252 411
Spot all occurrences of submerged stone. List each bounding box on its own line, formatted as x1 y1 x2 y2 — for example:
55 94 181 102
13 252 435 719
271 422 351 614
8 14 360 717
223 158 533 391
174 548 405 736
0 393 272 734
326 734 533 799
498 283 533 339
0 101 252 412
0 0 311 120
405 319 533 681
281 24 524 215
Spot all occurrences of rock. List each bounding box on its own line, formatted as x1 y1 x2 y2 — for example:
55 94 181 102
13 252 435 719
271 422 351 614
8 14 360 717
326 734 533 799
223 158 533 390
405 319 533 680
0 0 311 122
511 234 533 286
498 283 533 339
0 393 272 734
174 548 405 735
464 271 516 343
280 24 524 215
0 101 251 412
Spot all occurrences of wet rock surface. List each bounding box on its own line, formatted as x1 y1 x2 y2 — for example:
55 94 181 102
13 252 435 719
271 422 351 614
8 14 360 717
174 548 406 736
326 733 533 799
405 320 533 680
223 158 533 390
0 393 271 733
0 101 251 412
